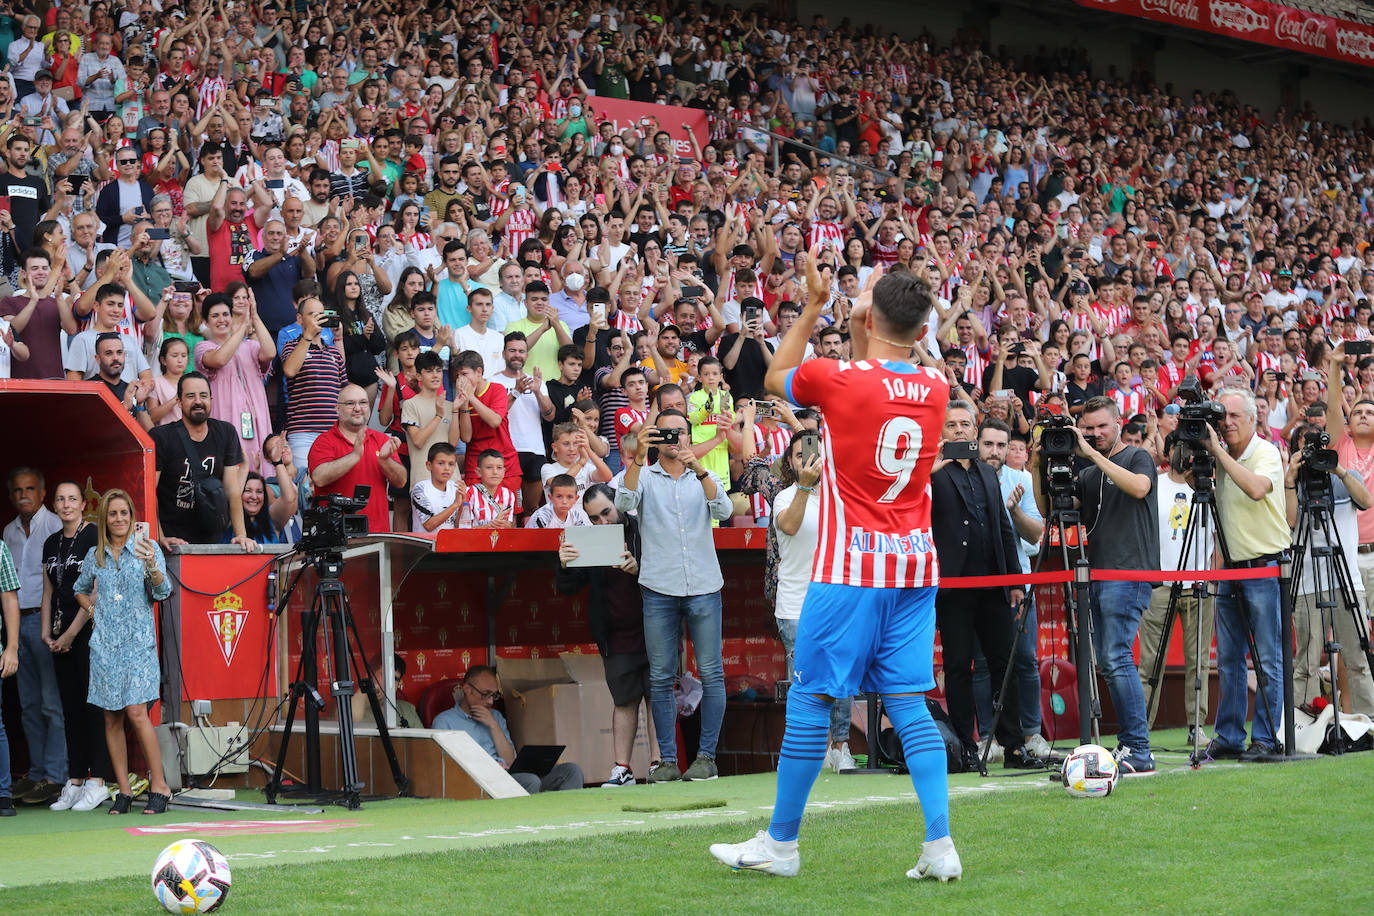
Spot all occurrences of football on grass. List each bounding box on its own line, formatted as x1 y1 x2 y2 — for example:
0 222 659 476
1061 744 1119 798
151 839 232 913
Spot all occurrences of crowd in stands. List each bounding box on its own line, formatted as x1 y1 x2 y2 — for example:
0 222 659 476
3 0 1374 799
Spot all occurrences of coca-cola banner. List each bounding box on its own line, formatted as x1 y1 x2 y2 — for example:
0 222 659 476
1072 0 1374 68
584 97 710 159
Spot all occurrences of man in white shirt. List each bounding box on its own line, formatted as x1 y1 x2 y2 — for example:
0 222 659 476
491 333 555 515
3 467 66 799
453 289 507 381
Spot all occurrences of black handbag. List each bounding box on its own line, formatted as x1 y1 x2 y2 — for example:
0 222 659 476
175 422 230 533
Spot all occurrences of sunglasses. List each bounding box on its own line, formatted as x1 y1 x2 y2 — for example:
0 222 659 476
118 158 138 165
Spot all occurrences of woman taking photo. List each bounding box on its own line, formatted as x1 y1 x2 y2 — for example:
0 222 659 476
72 490 174 815
194 291 276 473
40 481 110 813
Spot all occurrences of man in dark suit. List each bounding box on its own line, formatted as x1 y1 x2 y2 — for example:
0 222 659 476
931 400 1043 771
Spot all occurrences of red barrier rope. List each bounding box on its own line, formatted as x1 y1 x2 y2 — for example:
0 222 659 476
939 565 1281 589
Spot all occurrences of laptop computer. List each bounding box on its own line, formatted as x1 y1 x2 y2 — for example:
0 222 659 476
510 744 566 778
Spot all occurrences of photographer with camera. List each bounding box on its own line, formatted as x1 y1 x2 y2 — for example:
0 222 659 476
1033 395 1159 774
1204 388 1290 760
1284 424 1374 715
932 400 1043 770
615 409 733 783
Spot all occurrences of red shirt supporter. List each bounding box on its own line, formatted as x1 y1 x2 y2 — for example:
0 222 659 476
453 351 521 492
308 385 408 533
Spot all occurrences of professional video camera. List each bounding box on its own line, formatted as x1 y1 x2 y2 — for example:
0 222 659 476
1036 411 1077 506
1174 377 1226 445
1300 429 1338 474
299 487 371 553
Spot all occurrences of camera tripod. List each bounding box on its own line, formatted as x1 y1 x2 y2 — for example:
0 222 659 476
1289 474 1374 754
265 551 410 809
979 495 1099 775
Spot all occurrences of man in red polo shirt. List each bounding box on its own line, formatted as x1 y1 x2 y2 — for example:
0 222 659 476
309 384 408 532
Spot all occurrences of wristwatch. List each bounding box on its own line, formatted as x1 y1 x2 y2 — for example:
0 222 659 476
695 470 708 480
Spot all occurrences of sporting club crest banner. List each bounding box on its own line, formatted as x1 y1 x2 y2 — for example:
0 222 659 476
1072 0 1374 68
178 554 278 701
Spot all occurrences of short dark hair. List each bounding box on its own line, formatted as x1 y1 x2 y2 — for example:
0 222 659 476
176 370 210 398
870 271 935 336
414 350 445 373
451 349 484 373
427 442 457 461
95 282 126 304
557 343 581 363
476 448 504 466
548 473 578 492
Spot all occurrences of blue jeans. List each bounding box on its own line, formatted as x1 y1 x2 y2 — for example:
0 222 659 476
972 597 1042 737
641 588 725 762
1088 580 1151 754
776 617 853 743
1214 573 1283 750
605 447 623 475
17 612 67 783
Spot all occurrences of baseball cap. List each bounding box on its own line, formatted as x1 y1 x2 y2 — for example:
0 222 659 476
34 69 53 81
1164 404 1182 416
1276 267 1293 278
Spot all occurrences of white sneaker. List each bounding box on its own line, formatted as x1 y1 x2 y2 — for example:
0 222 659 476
709 830 801 877
985 739 1004 763
72 780 108 812
826 742 857 773
602 764 634 787
907 836 962 882
1024 733 1052 758
49 783 82 811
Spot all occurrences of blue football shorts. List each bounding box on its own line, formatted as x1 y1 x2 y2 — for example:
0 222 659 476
790 581 937 698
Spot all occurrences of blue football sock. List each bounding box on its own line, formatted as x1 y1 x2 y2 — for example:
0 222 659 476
883 694 951 841
767 690 833 843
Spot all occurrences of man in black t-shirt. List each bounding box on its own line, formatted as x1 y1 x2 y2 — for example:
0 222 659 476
148 372 256 549
0 134 56 251
93 333 154 431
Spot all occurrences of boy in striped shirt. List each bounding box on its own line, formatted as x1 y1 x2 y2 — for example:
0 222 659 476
458 450 516 529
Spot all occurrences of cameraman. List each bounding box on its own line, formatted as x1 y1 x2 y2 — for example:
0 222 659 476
1033 395 1158 775
1284 426 1374 716
1204 388 1289 760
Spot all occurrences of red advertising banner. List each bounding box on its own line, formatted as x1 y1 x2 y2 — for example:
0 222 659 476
1072 0 1374 68
178 554 278 701
583 97 710 159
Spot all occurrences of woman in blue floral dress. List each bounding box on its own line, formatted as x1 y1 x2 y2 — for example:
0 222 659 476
73 490 174 815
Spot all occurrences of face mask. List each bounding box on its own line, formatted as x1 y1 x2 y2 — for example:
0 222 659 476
565 273 586 292
609 144 623 156
569 105 582 118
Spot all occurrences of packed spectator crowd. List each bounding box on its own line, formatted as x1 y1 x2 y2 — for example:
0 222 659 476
4 0 1374 801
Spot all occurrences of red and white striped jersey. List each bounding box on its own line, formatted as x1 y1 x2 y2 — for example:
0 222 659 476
615 406 648 457
725 272 765 304
751 422 794 517
1109 385 1148 418
785 359 948 588
195 75 228 120
611 309 643 334
1254 350 1282 375
489 177 511 218
809 219 846 252
400 231 432 254
870 239 900 267
961 344 989 390
503 207 537 250
460 484 516 526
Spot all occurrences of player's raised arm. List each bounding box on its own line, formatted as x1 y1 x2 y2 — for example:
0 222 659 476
765 246 830 399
